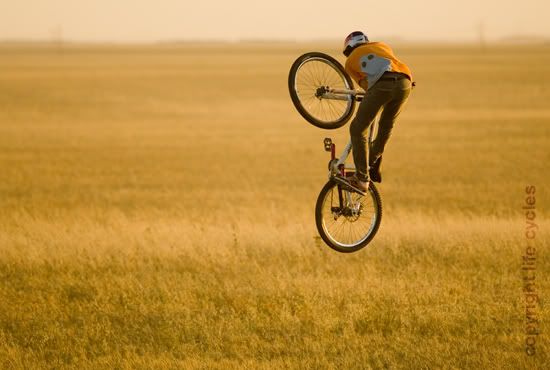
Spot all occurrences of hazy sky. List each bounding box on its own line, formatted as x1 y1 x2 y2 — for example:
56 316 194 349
1 0 549 42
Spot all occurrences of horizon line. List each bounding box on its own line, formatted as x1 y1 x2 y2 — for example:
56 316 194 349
1 34 550 46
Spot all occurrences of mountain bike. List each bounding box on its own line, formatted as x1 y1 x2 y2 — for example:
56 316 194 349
288 52 382 253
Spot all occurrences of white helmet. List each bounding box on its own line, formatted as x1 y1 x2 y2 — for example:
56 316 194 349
343 31 368 56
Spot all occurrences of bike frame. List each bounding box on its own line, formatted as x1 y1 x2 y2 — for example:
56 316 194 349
321 88 365 102
324 90 375 178
328 137 370 176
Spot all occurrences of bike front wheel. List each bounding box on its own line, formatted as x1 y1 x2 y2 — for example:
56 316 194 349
288 52 356 129
315 180 382 252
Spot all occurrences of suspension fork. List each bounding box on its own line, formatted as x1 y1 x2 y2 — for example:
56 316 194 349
337 163 346 209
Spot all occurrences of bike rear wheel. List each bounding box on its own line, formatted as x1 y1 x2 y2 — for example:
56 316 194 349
288 52 356 129
315 180 382 252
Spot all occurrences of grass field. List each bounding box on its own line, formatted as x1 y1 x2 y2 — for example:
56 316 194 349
0 42 549 369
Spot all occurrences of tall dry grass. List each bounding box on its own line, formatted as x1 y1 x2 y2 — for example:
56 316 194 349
0 42 548 369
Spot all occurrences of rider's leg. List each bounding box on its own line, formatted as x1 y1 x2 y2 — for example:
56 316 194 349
349 88 390 182
369 79 411 164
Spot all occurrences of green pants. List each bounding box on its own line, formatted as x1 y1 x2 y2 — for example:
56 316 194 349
350 75 411 181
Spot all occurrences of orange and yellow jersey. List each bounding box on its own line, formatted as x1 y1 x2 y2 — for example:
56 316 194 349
344 42 412 90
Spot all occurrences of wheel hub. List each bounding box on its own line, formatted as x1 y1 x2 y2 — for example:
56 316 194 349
315 86 330 98
343 203 362 222
331 203 362 222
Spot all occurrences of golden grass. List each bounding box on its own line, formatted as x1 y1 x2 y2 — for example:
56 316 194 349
0 42 549 369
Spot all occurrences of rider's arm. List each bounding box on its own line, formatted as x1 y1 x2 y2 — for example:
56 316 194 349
346 55 369 91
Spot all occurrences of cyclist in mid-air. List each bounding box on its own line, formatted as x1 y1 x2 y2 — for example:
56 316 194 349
343 31 412 192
